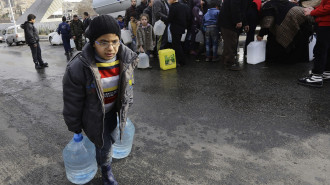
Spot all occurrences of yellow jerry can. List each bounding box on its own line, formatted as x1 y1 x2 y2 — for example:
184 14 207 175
158 49 176 70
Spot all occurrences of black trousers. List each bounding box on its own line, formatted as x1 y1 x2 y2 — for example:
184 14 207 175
62 35 71 53
312 26 330 74
172 32 185 65
29 42 44 65
244 8 259 55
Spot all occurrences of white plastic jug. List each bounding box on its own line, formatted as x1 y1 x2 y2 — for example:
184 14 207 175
121 29 132 44
181 29 187 42
195 30 204 44
153 20 166 36
309 35 316 61
137 53 150 69
247 41 266 65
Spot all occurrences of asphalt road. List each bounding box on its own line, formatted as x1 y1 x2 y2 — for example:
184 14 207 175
0 41 329 185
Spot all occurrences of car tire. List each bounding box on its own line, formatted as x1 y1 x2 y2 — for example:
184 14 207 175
6 40 12 46
49 36 53 45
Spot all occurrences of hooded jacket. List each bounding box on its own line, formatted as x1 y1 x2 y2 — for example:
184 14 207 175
21 21 39 46
62 42 139 148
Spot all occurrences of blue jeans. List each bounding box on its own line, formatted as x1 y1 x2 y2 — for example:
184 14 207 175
205 27 219 58
95 110 118 167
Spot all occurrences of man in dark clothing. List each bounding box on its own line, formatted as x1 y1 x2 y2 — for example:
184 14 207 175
21 14 48 69
218 0 248 71
137 0 148 18
83 12 91 33
152 0 170 50
143 0 154 24
125 0 137 27
70 15 84 51
58 16 72 60
168 0 190 66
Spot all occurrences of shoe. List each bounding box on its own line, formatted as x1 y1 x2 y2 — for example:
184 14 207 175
101 165 118 185
41 62 48 67
205 57 210 62
228 63 242 71
298 74 323 88
35 63 42 69
323 71 330 82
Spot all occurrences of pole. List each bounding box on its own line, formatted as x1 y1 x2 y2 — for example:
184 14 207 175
8 0 16 32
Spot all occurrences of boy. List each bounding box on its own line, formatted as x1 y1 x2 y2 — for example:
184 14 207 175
203 1 220 62
62 15 139 185
58 16 72 60
21 14 49 69
117 15 125 29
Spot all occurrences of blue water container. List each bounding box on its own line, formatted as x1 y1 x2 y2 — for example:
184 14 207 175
112 118 135 159
63 133 97 184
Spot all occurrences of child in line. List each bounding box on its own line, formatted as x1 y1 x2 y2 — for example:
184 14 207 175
128 13 138 52
117 15 125 29
136 13 156 56
203 1 220 62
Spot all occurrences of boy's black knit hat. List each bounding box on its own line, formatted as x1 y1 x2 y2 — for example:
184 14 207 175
85 15 121 44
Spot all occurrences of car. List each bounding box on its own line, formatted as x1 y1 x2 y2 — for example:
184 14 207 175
5 25 25 46
48 31 63 45
0 35 3 43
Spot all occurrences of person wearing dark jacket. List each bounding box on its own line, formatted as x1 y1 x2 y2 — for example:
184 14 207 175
218 0 248 71
136 0 149 18
83 12 91 33
298 0 330 87
63 15 139 185
70 15 84 51
125 0 138 27
21 14 48 69
152 0 170 50
168 0 190 66
58 16 72 60
143 0 154 24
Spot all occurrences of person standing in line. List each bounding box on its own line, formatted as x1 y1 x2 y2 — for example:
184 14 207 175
58 16 72 60
137 0 149 18
152 0 170 51
70 15 84 51
117 15 125 29
298 0 330 87
125 0 138 28
143 0 154 24
188 0 204 56
128 13 139 52
21 14 48 69
243 0 261 60
203 1 220 62
137 13 156 56
167 0 190 66
217 0 248 71
63 15 139 185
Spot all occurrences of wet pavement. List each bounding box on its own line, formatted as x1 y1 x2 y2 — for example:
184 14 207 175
0 41 330 185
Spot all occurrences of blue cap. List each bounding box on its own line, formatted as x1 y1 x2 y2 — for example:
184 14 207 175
73 133 83 142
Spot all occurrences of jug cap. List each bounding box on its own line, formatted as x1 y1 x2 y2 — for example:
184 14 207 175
73 133 83 142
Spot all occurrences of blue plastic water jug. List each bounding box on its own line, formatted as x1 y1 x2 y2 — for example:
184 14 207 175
63 133 97 184
112 118 135 159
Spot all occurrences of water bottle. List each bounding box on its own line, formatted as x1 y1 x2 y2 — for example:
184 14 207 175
112 118 135 159
63 133 98 184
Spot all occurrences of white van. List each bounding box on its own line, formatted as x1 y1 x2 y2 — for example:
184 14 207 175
5 25 25 46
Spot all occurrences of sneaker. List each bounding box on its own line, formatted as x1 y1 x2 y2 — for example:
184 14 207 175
41 62 49 67
35 63 42 69
298 74 323 87
323 71 330 82
228 63 242 71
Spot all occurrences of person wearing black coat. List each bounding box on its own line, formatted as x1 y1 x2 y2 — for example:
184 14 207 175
21 14 48 69
168 0 190 66
217 0 248 71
